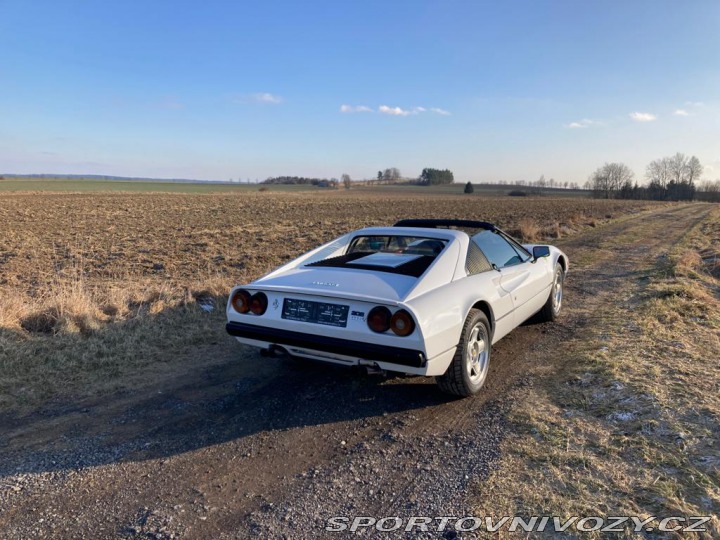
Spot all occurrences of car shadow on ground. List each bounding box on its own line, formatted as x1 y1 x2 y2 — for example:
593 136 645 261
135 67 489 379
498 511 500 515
0 343 458 476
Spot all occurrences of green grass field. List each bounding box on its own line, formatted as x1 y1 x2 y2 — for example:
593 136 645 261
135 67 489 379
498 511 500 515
0 178 317 193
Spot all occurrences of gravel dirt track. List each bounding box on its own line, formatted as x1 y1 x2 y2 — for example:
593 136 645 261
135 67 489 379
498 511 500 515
0 203 712 539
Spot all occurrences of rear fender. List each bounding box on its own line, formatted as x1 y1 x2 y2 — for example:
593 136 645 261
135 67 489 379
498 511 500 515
406 279 494 360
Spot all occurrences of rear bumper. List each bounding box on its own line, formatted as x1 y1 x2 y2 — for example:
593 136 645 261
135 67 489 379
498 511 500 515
226 321 426 368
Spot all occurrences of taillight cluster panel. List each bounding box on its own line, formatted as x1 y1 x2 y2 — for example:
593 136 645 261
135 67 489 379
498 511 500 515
231 289 268 316
367 306 416 337
230 290 416 337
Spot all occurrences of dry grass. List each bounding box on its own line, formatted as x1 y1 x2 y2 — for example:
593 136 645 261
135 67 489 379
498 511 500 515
0 269 230 410
517 218 541 242
0 191 662 412
475 207 720 538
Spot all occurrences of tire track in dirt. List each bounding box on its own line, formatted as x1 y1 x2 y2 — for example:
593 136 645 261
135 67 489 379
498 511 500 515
336 203 714 531
376 203 712 439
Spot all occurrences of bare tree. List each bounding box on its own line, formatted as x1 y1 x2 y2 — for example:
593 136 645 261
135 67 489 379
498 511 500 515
590 162 634 199
669 153 689 184
382 167 401 183
646 153 702 200
687 155 703 185
646 157 672 188
341 173 352 190
661 152 703 186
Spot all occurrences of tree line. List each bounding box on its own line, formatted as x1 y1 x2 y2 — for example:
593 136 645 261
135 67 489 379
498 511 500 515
261 176 339 187
418 168 454 185
264 168 456 188
261 156 718 201
588 153 707 201
696 180 720 202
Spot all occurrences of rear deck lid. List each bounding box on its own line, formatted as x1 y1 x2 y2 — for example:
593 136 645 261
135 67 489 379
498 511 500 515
254 267 416 303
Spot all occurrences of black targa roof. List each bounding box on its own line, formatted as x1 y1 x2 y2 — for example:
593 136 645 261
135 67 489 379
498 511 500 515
393 219 497 231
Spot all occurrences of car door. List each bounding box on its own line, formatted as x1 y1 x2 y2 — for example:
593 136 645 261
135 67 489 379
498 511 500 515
470 230 547 324
464 239 515 340
497 233 552 322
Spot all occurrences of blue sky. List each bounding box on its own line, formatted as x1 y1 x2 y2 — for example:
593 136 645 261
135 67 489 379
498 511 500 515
1 0 718 183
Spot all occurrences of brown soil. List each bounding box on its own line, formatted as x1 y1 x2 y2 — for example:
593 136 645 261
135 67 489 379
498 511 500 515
0 201 713 539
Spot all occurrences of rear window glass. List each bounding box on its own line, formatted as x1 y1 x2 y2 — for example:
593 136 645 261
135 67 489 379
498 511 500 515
305 235 448 277
348 236 447 257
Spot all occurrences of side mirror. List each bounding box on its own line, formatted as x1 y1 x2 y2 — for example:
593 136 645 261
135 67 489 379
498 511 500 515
532 246 551 261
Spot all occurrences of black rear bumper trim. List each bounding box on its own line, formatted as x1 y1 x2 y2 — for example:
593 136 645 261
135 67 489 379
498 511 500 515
226 321 426 368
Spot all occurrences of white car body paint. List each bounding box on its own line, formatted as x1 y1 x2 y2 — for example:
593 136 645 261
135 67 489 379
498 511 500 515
226 225 568 377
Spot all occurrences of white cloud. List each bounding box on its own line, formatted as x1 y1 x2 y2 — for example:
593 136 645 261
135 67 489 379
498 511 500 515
629 112 657 122
340 104 373 113
377 105 433 116
674 101 706 116
233 93 283 105
252 92 283 104
378 105 415 116
341 104 451 117
565 118 596 129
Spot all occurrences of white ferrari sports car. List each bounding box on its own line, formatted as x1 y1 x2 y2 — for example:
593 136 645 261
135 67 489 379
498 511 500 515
226 219 568 397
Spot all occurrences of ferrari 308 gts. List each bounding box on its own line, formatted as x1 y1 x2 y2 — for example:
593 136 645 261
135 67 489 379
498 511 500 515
226 219 568 396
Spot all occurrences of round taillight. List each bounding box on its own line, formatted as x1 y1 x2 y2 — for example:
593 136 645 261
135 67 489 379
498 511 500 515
390 309 415 337
249 292 268 315
367 306 391 333
231 289 251 313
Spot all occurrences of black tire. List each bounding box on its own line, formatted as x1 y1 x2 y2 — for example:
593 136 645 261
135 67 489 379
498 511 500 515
538 262 564 322
436 309 492 397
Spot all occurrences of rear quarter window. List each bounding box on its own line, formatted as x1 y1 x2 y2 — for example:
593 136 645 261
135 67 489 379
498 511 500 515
466 240 493 275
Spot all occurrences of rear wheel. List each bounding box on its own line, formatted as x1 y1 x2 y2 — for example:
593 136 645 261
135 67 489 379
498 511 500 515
436 309 491 397
538 262 564 322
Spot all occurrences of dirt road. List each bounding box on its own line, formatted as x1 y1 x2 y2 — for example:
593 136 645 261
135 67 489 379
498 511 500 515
0 203 712 539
